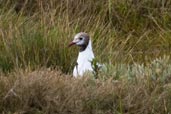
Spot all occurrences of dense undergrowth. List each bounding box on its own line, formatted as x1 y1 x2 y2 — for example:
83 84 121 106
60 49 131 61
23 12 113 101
0 0 171 113
1 58 171 114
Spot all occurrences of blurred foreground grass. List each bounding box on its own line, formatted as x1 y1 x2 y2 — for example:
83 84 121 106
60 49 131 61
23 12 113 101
0 57 171 113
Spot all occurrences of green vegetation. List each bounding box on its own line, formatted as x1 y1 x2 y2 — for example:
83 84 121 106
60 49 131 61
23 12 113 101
0 0 171 113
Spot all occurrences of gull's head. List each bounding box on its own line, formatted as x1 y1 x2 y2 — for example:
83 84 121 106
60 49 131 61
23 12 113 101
69 32 90 51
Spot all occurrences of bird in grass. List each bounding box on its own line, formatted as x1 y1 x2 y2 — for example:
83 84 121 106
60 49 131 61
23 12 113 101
69 32 95 77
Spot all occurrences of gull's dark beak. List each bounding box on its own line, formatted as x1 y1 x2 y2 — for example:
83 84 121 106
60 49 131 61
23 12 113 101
68 41 76 47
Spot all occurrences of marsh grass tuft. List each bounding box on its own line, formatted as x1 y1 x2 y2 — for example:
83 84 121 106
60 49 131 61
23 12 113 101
0 61 171 113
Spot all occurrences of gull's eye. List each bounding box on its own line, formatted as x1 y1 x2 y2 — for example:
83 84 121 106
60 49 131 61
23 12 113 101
79 37 83 40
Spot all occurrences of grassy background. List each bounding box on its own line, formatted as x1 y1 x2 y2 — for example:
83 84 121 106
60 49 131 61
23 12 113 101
0 0 171 73
0 0 171 113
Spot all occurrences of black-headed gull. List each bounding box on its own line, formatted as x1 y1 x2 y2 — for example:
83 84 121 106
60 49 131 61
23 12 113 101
69 32 95 77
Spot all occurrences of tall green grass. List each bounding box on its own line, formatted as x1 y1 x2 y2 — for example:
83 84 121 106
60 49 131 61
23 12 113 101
0 0 171 74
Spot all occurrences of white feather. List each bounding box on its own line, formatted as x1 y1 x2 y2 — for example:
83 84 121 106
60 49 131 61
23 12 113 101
73 40 94 77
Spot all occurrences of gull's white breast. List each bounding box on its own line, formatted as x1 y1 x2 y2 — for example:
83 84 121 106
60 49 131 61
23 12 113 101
73 40 94 77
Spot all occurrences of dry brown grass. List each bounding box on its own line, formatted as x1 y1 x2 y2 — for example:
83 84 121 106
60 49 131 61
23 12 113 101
0 68 171 114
